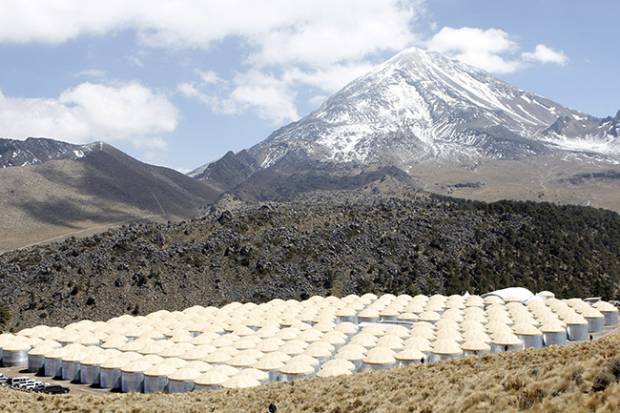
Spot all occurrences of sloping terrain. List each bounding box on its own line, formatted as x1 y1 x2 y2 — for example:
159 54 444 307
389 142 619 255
2 331 620 412
407 154 620 213
0 142 220 251
1 189 618 330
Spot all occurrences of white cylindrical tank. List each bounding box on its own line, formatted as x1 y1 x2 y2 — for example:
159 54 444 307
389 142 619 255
121 359 153 393
237 368 269 385
512 324 543 349
564 314 589 341
540 323 567 346
335 307 358 324
100 353 140 390
490 332 524 353
1 340 31 367
27 342 60 373
394 347 426 367
43 347 67 378
61 346 94 382
143 364 178 394
80 352 115 386
167 367 202 393
222 374 260 389
595 302 619 326
279 356 316 382
316 362 353 378
303 341 335 365
460 339 491 357
357 308 380 323
582 307 605 333
193 366 235 391
429 339 463 362
254 354 286 383
334 344 366 371
361 347 397 371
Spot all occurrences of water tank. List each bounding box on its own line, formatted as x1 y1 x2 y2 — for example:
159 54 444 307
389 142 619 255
279 356 316 382
512 324 543 349
100 353 140 390
143 364 178 393
27 341 61 373
1 340 31 367
595 302 619 326
582 307 605 333
564 314 589 341
43 347 67 378
80 352 116 386
394 347 426 367
121 359 153 393
490 332 524 353
429 339 462 362
193 366 236 391
361 347 397 371
540 322 567 346
168 367 202 393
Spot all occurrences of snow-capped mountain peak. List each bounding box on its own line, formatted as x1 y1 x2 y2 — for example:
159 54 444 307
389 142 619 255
244 47 616 169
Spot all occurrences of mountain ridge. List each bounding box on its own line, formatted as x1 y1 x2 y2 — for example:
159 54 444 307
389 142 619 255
0 138 221 251
193 47 620 209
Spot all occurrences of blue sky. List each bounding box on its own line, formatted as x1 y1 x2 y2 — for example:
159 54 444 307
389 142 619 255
0 1 618 172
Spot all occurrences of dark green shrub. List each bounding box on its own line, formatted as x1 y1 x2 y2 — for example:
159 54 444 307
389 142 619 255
0 304 11 327
592 371 615 392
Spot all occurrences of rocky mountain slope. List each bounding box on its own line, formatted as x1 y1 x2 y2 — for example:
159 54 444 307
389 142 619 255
193 47 620 210
0 137 97 168
1 188 618 330
0 139 220 251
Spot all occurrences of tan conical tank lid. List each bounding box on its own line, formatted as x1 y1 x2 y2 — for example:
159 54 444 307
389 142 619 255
121 359 153 373
460 339 491 352
431 339 462 355
144 364 177 377
363 347 396 365
394 347 426 362
222 374 260 389
168 367 202 381
194 370 229 386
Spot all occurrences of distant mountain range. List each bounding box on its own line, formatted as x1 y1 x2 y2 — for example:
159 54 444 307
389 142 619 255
192 47 620 209
0 138 219 251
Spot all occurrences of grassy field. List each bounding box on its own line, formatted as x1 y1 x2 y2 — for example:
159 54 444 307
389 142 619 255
2 333 620 413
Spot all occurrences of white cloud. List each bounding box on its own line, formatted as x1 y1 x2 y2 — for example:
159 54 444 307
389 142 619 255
228 71 299 124
177 82 201 98
197 70 223 85
178 62 376 124
284 62 376 93
178 71 299 125
0 1 419 67
0 1 421 123
427 26 569 75
0 82 177 150
522 44 568 65
428 27 522 74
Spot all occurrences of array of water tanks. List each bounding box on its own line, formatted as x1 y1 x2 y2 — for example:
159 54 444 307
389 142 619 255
0 291 617 393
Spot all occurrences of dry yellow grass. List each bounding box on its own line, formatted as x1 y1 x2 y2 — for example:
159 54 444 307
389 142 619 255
3 334 620 413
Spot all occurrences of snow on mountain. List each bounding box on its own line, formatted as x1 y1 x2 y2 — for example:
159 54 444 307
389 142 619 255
0 137 100 168
242 47 618 169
